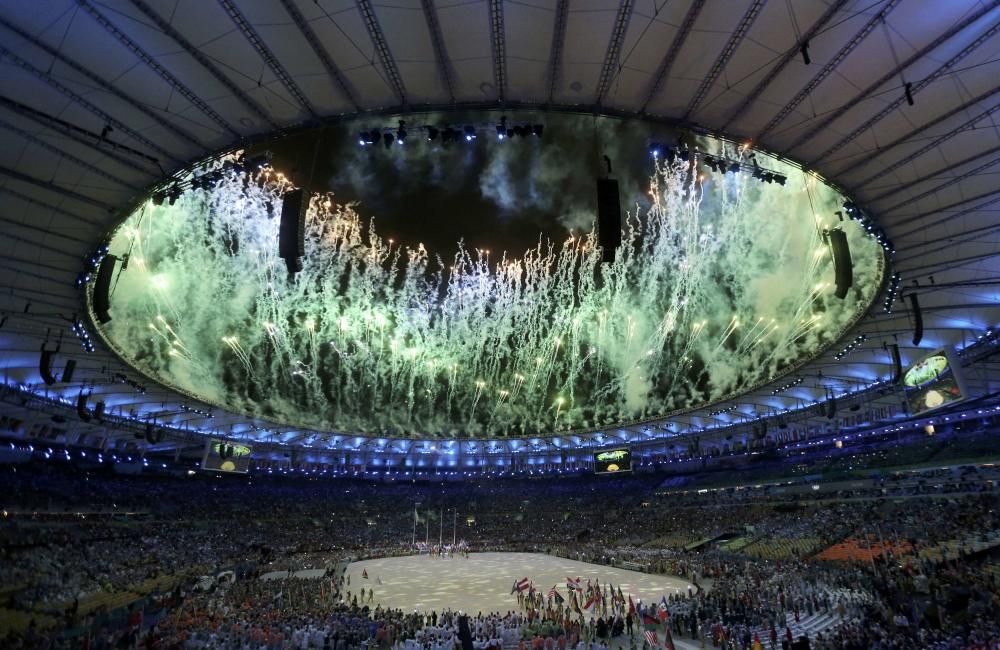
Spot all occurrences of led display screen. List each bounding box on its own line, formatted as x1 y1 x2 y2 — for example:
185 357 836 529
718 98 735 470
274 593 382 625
904 349 967 415
594 448 631 474
201 441 253 473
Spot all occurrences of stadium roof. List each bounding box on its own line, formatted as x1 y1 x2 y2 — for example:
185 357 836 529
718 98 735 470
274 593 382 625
1 0 998 455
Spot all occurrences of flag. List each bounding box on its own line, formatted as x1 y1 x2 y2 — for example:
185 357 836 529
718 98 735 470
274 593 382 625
657 600 669 622
566 576 582 592
644 630 659 648
628 595 636 615
362 569 368 579
512 577 530 593
583 594 597 614
664 626 675 650
553 590 564 605
548 586 557 598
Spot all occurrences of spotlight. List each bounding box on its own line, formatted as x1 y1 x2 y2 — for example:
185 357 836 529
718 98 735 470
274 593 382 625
773 173 786 186
166 186 181 205
358 132 368 146
363 131 379 146
704 155 718 173
496 116 507 140
463 125 476 142
532 124 544 138
649 142 665 158
512 125 527 138
396 120 407 145
442 127 458 144
727 162 740 173
151 192 165 206
427 126 439 142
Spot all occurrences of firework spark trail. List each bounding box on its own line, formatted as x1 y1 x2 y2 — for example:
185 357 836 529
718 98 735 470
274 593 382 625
103 144 879 437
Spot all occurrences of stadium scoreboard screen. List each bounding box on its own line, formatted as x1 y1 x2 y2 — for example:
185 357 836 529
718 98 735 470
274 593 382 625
903 348 968 416
201 440 253 473
594 448 631 474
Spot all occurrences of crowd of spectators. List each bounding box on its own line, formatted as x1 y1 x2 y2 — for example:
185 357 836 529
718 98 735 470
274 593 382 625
0 452 997 649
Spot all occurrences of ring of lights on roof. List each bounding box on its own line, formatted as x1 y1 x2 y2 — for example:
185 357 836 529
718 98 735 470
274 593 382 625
88 113 884 440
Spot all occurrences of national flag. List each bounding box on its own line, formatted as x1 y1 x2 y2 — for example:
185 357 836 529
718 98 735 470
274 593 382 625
553 590 565 605
548 585 557 598
512 577 530 594
657 601 669 622
628 595 636 615
664 627 675 650
362 569 368 579
566 576 582 591
642 612 658 626
643 630 659 648
583 595 597 614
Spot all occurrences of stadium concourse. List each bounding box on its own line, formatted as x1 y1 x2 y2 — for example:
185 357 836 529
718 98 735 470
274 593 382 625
2 0 1000 649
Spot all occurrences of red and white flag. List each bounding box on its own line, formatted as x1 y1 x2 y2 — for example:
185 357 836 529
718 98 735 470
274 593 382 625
643 630 659 648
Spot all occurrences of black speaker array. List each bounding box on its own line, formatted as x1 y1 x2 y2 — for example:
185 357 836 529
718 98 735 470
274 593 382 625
93 400 105 423
61 359 76 384
279 189 308 274
595 179 622 264
76 392 91 422
889 343 902 383
908 293 923 346
827 229 853 299
93 254 118 324
39 345 57 386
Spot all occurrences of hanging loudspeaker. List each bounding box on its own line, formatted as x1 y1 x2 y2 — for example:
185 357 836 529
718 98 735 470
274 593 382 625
76 392 92 422
93 400 105 423
908 294 923 346
61 359 76 384
93 254 118 324
828 229 853 299
595 179 622 264
889 343 902 383
39 345 57 386
279 189 308 274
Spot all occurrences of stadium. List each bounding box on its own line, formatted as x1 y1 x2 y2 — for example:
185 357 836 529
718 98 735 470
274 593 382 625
0 1 998 648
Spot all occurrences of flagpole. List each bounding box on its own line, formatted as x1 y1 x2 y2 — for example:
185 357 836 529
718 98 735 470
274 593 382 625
452 508 457 546
439 506 443 546
412 505 416 547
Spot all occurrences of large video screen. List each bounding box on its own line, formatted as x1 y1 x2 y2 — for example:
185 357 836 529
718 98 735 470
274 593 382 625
201 440 253 473
594 448 631 474
903 349 967 416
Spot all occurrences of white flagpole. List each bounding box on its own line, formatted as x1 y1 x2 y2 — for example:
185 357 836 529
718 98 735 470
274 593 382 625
439 507 443 546
453 508 457 545
412 505 416 547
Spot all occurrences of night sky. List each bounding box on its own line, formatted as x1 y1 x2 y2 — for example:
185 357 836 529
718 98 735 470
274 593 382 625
265 112 674 265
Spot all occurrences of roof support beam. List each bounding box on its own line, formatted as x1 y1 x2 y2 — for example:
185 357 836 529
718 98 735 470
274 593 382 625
879 152 1000 214
77 0 240 139
844 86 1000 178
0 96 161 171
217 0 319 119
357 0 408 106
0 15 203 149
853 101 1000 188
0 45 178 164
894 190 1000 234
797 4 1000 162
755 0 901 141
0 165 114 211
594 0 635 107
488 0 507 102
869 143 1000 204
420 0 456 103
128 0 278 130
277 0 360 111
682 0 766 120
720 0 849 132
640 0 705 114
546 0 569 103
0 186 104 227
0 117 139 191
